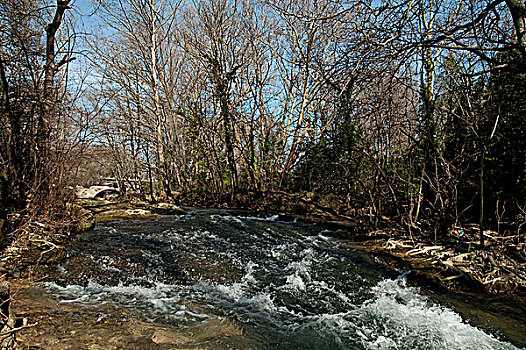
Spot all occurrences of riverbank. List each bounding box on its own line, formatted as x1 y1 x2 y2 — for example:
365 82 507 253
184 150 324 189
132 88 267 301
305 218 526 295
357 236 526 294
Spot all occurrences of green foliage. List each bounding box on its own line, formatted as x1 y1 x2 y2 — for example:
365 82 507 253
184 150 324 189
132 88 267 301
438 56 484 220
291 116 370 204
484 52 526 221
437 52 526 228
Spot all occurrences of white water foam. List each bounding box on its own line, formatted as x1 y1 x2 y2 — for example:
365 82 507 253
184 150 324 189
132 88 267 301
359 278 521 349
48 215 524 349
282 248 314 292
44 280 210 323
210 214 244 225
237 214 280 222
293 278 522 349
308 278 520 350
317 230 334 241
270 243 297 259
286 274 306 291
45 264 523 349
90 255 122 273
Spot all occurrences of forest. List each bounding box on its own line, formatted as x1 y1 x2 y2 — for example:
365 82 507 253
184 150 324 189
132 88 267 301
1 0 526 247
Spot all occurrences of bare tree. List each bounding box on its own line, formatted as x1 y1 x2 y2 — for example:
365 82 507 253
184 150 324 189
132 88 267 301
181 0 255 202
1 0 75 215
90 0 182 200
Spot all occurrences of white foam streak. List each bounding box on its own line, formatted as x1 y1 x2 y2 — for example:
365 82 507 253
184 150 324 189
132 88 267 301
44 280 211 323
237 215 280 222
286 274 306 291
210 214 244 224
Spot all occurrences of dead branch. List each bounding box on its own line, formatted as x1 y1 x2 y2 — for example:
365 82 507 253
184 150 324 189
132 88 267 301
0 323 37 340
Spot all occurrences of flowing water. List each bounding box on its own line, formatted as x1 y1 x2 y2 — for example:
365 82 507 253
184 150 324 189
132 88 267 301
43 209 525 349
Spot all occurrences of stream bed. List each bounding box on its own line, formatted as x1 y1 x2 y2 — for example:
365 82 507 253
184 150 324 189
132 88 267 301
41 209 525 349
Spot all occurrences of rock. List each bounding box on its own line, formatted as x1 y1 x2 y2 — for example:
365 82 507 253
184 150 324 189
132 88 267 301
125 209 151 216
76 207 95 232
77 200 185 222
93 207 155 222
321 220 359 231
150 203 186 215
67 203 95 232
151 329 189 345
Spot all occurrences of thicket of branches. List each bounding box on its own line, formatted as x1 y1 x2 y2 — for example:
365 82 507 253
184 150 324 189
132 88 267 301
1 0 525 244
0 0 91 241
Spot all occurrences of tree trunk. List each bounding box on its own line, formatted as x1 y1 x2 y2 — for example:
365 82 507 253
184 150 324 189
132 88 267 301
42 0 71 145
32 0 71 211
145 148 156 203
479 141 485 248
221 91 238 203
210 60 238 203
149 0 171 200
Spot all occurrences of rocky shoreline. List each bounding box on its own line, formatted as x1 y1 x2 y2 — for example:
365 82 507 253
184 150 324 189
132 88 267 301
75 199 187 226
363 238 526 294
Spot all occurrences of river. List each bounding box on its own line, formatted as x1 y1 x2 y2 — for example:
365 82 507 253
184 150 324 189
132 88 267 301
42 209 525 349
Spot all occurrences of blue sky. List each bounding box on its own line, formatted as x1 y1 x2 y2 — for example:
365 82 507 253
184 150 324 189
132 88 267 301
73 0 93 15
72 0 97 31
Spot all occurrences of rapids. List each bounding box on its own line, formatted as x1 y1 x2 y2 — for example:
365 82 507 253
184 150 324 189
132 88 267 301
43 209 525 349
